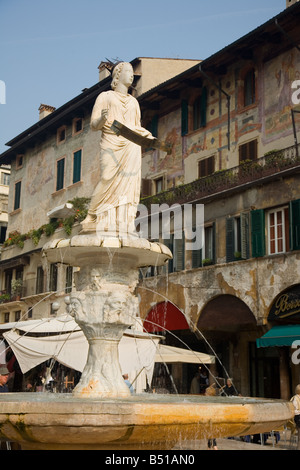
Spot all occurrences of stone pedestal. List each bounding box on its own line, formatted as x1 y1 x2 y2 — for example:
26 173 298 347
43 234 172 398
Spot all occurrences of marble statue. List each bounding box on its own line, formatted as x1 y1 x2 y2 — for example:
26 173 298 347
81 62 155 236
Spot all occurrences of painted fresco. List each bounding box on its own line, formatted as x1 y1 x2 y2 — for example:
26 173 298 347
263 50 300 143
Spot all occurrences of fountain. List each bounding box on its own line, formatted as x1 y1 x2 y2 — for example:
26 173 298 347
0 62 294 450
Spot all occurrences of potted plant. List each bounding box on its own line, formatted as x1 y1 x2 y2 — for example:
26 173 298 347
11 279 23 299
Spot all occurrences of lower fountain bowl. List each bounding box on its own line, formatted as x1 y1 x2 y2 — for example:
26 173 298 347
0 393 294 450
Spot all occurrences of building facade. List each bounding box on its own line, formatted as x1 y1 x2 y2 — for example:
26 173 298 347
0 5 300 398
138 4 300 398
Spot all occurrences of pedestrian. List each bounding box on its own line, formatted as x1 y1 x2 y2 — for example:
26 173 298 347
190 371 200 394
291 384 300 450
220 378 238 396
123 374 134 394
0 365 10 393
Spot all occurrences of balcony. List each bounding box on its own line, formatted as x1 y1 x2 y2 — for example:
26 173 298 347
141 144 300 207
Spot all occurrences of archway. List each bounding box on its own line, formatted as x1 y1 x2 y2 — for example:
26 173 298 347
197 295 262 397
198 294 256 331
143 302 207 394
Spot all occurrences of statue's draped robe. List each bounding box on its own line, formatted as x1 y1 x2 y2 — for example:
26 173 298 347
85 90 153 235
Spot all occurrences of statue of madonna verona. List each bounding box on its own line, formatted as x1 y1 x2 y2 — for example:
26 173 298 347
81 62 165 236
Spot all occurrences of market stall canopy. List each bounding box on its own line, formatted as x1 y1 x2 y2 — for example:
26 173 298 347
155 344 215 364
3 328 160 382
256 325 300 348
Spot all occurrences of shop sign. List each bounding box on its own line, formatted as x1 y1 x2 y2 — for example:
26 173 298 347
268 285 300 321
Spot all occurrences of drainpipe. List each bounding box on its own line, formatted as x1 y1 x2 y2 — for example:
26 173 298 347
199 65 231 150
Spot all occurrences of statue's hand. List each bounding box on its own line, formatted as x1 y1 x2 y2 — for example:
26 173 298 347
101 109 108 123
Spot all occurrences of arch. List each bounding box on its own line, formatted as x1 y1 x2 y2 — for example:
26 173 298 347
198 294 256 331
143 301 190 333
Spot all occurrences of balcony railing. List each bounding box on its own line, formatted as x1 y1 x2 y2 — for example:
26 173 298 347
141 144 300 207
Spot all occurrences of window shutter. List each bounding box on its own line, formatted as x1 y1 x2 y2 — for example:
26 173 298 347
181 100 188 136
73 150 82 184
290 199 300 251
151 115 158 138
192 241 202 269
14 181 21 210
56 159 65 191
164 234 174 273
200 86 207 127
240 212 249 259
251 209 265 257
226 218 235 262
212 221 216 264
174 232 185 272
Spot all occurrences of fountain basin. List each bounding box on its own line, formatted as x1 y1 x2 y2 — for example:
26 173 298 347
0 393 294 450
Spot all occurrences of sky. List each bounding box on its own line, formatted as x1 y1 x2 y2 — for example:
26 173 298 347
0 0 286 154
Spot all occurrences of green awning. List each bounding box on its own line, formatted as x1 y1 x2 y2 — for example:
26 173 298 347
256 325 300 348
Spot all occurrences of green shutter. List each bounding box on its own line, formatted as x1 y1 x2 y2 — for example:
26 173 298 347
192 226 202 269
14 181 21 210
151 115 158 138
73 150 82 184
164 234 174 273
181 100 188 136
56 158 65 191
174 232 185 271
240 212 249 259
200 87 207 127
290 199 300 251
251 209 265 257
226 218 235 262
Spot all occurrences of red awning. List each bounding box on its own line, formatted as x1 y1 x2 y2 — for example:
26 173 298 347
143 302 189 333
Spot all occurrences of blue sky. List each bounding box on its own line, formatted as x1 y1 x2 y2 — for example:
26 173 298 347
0 0 286 154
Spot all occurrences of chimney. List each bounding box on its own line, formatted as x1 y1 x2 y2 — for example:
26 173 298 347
98 61 113 82
38 103 56 120
286 0 300 7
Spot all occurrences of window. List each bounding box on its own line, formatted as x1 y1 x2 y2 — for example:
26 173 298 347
226 213 249 262
73 149 82 184
198 156 215 178
239 139 257 162
56 158 65 191
36 266 44 294
65 266 73 293
14 311 21 322
155 177 163 194
164 232 185 273
14 181 21 210
267 207 289 255
73 117 83 135
57 126 66 144
192 223 216 268
1 172 10 185
244 69 255 107
193 87 207 130
16 155 23 169
49 263 58 292
4 312 9 323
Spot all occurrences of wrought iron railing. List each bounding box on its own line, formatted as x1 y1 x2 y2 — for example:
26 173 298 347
141 144 300 207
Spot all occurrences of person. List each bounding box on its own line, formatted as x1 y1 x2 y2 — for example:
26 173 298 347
199 367 209 394
81 61 156 236
220 378 237 396
0 365 10 393
123 373 134 394
190 371 200 394
291 384 300 450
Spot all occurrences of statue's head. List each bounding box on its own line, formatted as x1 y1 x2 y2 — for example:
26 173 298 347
111 62 133 90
